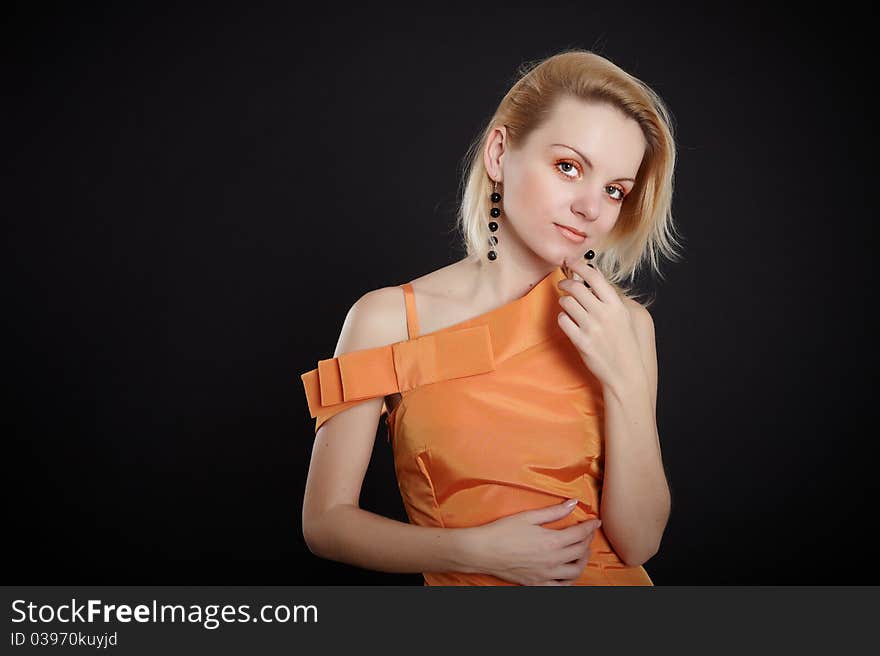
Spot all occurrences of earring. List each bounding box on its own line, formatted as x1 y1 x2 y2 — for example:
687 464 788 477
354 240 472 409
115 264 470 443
487 180 501 262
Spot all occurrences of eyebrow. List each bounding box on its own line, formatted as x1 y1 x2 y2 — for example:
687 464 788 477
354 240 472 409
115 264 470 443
550 143 636 183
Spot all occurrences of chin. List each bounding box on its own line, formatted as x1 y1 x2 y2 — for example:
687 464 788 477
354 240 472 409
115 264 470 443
534 247 571 268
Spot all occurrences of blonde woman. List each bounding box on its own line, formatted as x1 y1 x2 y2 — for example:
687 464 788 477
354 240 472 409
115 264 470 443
301 49 683 585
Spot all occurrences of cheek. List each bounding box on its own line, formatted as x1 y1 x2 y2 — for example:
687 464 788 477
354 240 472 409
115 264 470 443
507 165 556 218
604 208 623 231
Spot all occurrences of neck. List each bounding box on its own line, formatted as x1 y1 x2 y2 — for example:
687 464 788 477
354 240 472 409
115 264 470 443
466 247 560 308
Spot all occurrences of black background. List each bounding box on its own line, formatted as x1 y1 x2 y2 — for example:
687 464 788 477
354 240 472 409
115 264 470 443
5 2 876 584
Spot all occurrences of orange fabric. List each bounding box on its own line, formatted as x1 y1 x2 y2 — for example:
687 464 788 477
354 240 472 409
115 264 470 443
300 265 653 586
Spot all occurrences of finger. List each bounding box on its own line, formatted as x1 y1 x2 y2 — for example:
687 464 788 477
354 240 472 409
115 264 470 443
547 560 587 581
565 255 616 304
557 309 583 343
557 277 601 315
556 278 602 312
558 546 593 584
557 291 594 330
577 547 592 568
558 541 588 563
551 522 590 547
529 499 581 526
555 573 582 586
557 276 595 311
565 542 592 565
553 520 601 547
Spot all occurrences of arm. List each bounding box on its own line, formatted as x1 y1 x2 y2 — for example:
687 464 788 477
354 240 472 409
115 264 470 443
301 287 481 575
303 498 477 575
599 302 671 567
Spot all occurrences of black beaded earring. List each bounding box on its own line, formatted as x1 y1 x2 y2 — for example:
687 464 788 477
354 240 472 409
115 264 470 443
487 180 501 262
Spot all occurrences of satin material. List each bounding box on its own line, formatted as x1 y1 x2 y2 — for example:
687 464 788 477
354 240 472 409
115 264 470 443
301 265 653 586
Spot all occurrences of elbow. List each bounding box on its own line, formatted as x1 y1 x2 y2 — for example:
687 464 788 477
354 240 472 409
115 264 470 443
605 533 662 567
302 503 356 559
617 505 671 567
619 535 663 568
302 513 329 558
302 523 321 557
620 546 657 568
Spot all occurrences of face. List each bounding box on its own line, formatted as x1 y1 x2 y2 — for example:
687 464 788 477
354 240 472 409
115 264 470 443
485 96 647 264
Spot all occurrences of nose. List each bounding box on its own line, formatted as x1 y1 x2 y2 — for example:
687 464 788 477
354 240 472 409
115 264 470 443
570 187 602 224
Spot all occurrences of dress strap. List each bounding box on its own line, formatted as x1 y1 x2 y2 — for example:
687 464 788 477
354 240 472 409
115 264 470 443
300 323 495 434
401 283 420 340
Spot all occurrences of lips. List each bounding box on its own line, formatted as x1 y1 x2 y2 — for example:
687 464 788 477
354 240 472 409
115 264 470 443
554 223 587 238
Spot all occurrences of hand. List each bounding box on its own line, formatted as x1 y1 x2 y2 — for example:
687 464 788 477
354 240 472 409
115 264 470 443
556 257 645 393
463 499 602 586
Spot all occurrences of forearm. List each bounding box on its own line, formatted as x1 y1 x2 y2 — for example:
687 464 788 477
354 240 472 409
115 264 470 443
599 378 671 566
304 504 479 575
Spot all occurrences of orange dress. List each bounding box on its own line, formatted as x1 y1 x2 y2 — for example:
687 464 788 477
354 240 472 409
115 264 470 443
300 265 653 586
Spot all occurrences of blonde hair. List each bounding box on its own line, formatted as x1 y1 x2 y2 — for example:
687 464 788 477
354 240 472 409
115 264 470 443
455 49 686 308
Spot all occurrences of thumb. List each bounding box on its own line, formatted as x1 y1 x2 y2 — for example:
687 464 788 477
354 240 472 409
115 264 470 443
523 498 580 525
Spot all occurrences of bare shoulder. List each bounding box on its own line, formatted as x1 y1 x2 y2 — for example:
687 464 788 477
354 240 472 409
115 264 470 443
622 295 650 320
334 260 470 358
622 296 654 336
332 285 410 357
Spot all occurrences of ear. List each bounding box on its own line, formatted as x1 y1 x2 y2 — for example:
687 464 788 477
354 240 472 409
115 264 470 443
483 124 508 182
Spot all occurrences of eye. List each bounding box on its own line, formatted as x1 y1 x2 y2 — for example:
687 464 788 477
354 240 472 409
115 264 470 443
606 185 626 202
556 160 628 202
555 160 580 178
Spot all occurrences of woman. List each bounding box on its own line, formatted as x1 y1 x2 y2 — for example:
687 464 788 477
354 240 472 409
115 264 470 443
300 49 683 585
